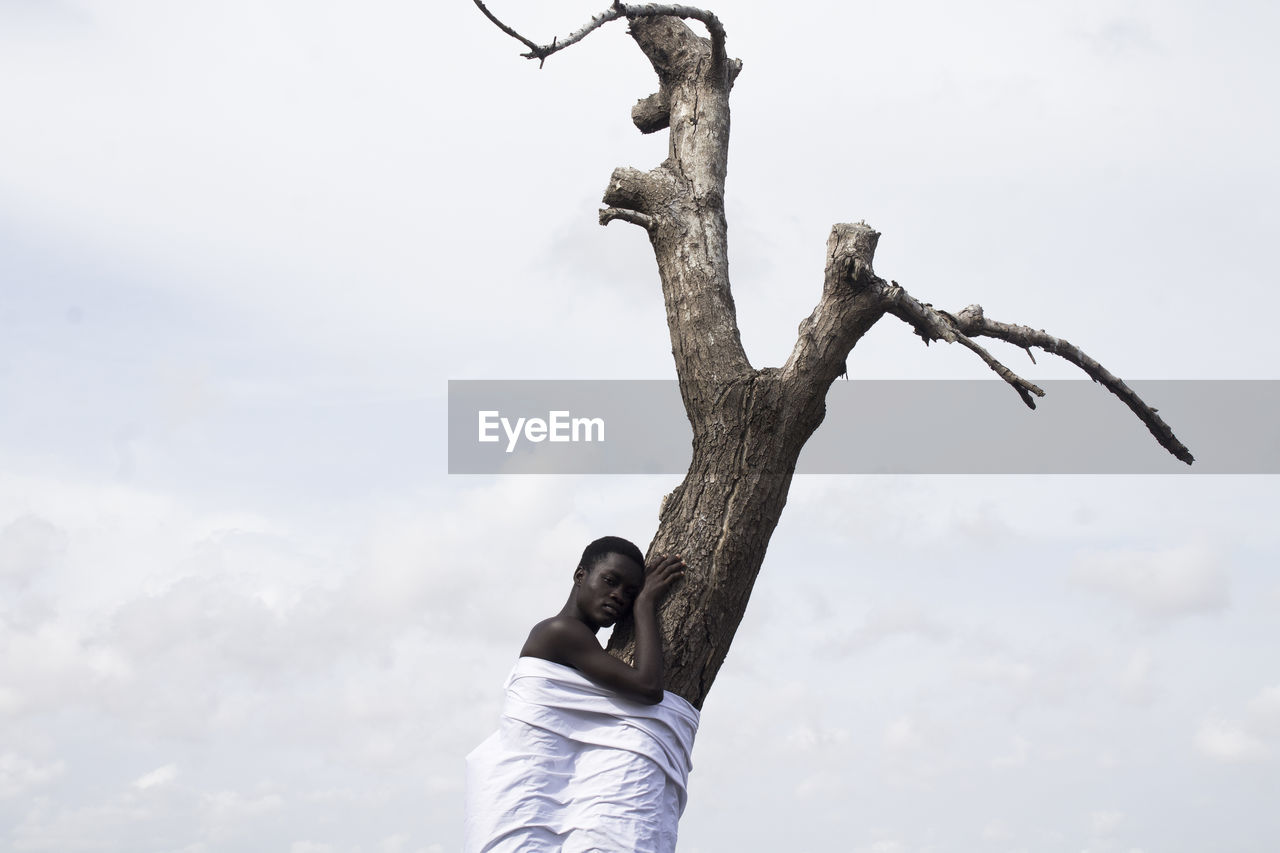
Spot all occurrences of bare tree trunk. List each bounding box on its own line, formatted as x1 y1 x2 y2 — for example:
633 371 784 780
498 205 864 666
474 3 1193 710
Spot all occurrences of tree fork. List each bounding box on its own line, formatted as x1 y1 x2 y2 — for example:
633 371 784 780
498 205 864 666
608 369 830 706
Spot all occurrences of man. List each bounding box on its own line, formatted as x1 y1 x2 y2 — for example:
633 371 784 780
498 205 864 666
464 537 694 853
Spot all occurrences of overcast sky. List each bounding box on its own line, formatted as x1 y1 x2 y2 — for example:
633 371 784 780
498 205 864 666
2 1 1278 851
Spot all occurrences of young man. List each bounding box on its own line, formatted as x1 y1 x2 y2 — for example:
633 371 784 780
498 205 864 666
519 536 685 704
464 537 697 853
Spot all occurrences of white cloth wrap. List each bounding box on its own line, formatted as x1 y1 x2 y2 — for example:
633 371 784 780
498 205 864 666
464 657 700 853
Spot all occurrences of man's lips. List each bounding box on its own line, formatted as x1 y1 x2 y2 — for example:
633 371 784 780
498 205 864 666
601 602 620 617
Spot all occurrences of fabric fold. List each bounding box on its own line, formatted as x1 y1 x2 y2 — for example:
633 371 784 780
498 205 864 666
464 657 699 853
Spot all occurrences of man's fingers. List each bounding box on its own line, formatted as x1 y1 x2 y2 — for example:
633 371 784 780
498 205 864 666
655 563 683 580
639 554 686 600
648 554 685 571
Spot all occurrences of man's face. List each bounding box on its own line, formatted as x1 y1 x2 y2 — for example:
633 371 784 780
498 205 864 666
576 552 644 628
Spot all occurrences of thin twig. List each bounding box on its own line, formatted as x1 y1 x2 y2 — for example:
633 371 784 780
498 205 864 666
471 0 542 57
954 336 1045 409
472 0 725 66
882 283 1045 409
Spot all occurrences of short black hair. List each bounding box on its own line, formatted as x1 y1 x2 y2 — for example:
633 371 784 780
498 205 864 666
578 536 645 573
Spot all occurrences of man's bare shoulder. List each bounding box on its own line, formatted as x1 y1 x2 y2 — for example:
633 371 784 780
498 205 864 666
520 616 599 664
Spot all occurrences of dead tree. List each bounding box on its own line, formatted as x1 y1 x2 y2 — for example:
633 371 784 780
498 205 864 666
474 2 1192 709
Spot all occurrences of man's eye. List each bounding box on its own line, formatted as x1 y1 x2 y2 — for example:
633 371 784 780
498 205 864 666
604 576 617 586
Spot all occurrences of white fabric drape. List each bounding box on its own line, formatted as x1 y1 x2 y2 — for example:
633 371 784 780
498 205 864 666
464 657 700 853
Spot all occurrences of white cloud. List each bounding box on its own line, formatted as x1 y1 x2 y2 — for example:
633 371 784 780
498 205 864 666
783 723 850 753
834 605 953 655
1189 685 1280 766
1194 719 1270 763
376 833 414 853
1247 685 1280 734
0 616 133 719
991 735 1031 769
0 515 66 588
857 841 906 853
1077 16 1157 58
0 753 65 799
884 717 926 752
134 764 177 791
1070 544 1230 619
880 716 947 790
6 794 160 850
202 789 285 821
1115 646 1158 705
1090 809 1125 835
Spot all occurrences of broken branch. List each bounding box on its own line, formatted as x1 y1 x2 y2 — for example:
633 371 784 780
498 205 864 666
955 305 1195 464
599 207 655 230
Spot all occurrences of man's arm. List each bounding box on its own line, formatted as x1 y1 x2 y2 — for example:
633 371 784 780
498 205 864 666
622 554 684 703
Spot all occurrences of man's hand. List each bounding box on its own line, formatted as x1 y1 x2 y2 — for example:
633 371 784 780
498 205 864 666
637 554 685 607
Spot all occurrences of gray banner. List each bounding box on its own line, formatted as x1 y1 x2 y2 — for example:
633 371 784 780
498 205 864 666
447 380 1280 474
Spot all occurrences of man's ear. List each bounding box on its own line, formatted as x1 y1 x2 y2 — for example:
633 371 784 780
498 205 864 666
573 565 586 585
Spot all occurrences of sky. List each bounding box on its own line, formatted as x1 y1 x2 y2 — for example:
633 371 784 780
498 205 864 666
2 0 1278 851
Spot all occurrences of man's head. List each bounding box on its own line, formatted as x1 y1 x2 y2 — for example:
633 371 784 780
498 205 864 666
572 536 645 628
577 535 645 576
